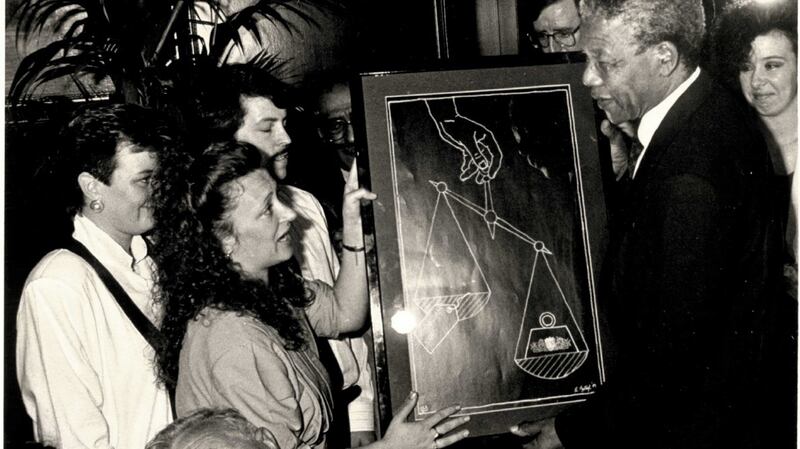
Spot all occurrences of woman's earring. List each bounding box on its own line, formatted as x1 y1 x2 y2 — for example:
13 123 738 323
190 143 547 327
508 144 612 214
89 199 104 212
222 235 237 258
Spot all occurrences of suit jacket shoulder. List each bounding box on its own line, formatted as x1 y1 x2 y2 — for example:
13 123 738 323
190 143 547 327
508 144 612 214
635 71 770 187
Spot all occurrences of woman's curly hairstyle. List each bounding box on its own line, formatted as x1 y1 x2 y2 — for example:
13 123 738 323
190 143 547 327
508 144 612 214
709 0 797 94
149 140 311 389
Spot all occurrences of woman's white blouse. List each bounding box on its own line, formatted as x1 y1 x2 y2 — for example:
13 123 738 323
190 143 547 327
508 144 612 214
16 214 172 449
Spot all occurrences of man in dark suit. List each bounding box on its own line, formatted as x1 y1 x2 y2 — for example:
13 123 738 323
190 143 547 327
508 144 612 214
511 0 783 447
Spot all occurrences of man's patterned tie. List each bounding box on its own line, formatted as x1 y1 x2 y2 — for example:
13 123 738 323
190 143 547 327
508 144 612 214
628 138 644 179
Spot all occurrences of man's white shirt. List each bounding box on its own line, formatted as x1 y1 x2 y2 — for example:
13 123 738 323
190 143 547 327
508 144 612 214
633 67 702 178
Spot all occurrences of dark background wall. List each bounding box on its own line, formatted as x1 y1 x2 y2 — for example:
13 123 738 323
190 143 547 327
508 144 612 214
5 105 77 448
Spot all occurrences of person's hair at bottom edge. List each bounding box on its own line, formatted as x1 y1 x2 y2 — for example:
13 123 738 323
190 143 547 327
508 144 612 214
145 407 277 449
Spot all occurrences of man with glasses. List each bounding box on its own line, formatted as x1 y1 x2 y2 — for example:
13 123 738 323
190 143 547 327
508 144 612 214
316 81 360 180
186 66 377 448
529 0 581 53
311 77 378 448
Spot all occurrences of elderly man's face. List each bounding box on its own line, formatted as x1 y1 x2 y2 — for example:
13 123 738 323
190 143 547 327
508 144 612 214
580 15 662 124
533 0 581 53
316 83 357 171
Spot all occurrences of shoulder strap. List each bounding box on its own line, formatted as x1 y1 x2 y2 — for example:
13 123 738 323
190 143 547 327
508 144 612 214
64 239 164 352
65 238 176 417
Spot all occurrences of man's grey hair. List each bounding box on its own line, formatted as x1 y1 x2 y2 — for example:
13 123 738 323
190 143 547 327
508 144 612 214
531 0 580 22
579 0 705 69
145 408 271 449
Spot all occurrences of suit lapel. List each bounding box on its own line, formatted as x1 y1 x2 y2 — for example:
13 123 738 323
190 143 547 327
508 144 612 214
632 71 712 188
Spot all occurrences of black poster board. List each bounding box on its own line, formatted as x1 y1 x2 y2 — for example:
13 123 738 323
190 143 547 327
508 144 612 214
356 60 608 438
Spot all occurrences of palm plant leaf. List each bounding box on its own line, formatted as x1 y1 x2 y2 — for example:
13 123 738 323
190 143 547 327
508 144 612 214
25 64 102 100
10 0 335 104
9 37 116 102
13 0 107 44
207 1 300 61
11 0 176 103
245 49 290 77
226 0 316 35
60 16 88 41
10 41 83 99
207 0 342 62
14 0 74 38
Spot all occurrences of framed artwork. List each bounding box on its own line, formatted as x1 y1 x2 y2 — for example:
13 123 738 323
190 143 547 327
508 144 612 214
355 59 608 438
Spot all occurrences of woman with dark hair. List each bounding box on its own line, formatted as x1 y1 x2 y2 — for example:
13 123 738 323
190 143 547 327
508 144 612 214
149 141 470 449
710 0 798 296
710 3 798 446
16 104 175 449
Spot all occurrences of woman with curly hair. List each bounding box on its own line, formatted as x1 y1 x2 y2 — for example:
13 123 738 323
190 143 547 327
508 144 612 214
149 141 470 449
709 0 798 295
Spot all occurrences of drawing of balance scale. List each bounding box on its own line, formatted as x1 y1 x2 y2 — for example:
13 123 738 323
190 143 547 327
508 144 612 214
410 180 589 380
410 181 492 354
514 242 589 380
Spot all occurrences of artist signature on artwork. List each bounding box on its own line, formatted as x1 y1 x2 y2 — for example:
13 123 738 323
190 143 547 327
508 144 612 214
573 383 597 394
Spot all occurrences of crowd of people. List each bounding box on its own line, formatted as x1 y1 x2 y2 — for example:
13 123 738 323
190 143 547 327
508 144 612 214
13 0 797 448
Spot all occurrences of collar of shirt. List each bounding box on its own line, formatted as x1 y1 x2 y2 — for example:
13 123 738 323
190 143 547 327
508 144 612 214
633 67 702 177
72 213 152 279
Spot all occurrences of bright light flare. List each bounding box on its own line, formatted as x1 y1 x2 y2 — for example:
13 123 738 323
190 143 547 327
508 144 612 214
391 310 418 334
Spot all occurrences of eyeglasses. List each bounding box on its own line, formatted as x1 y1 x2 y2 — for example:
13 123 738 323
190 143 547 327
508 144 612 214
528 25 580 49
318 117 353 143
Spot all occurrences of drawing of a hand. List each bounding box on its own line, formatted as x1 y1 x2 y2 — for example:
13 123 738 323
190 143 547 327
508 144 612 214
426 99 503 185
439 116 502 184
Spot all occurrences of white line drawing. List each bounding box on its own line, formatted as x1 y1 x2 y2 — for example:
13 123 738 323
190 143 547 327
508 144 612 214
410 97 589 380
425 98 503 185
515 250 589 380
411 181 492 354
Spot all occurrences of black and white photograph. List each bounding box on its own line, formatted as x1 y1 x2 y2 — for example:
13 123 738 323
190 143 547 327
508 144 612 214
4 0 797 448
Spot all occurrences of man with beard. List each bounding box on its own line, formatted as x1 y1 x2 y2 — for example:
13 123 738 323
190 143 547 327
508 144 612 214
186 66 377 448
